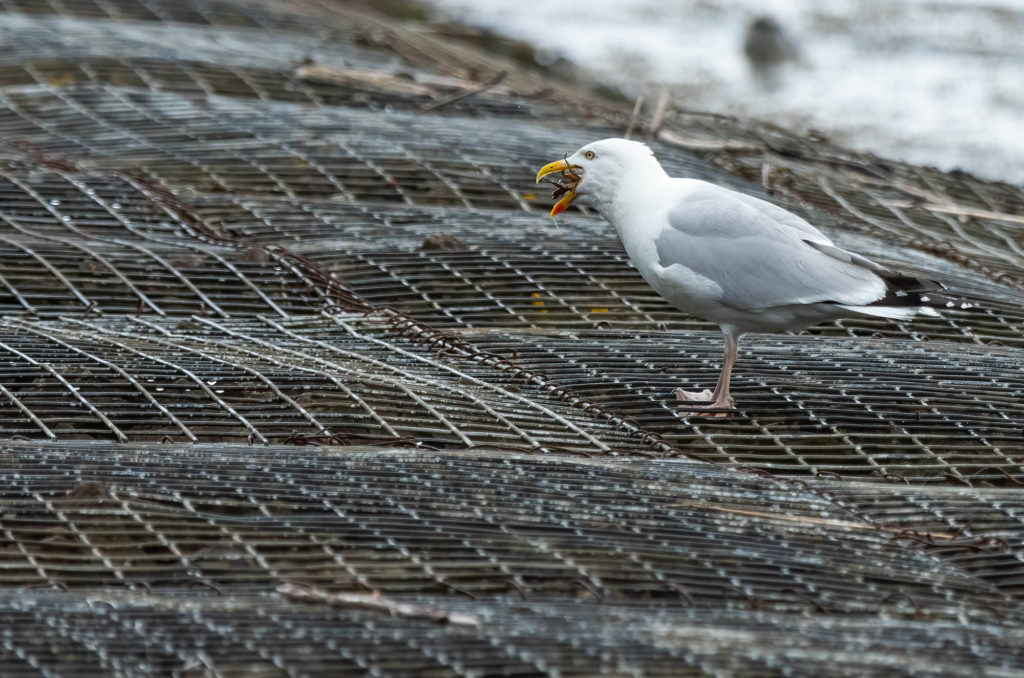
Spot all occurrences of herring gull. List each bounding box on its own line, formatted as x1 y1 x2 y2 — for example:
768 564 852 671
536 138 964 415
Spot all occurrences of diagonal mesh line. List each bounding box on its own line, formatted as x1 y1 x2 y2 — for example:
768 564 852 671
56 172 232 317
451 147 533 212
0 213 165 316
112 494 221 591
72 598 206 675
170 605 305 678
0 270 34 313
0 383 56 440
224 471 464 606
243 607 403 677
0 89 96 158
884 196 1024 267
445 460 843 609
327 463 582 600
803 351 974 482
116 174 291 317
195 315 473 446
331 315 616 454
158 498 285 587
0 630 64 678
397 472 608 600
476 247 588 327
268 483 492 601
256 315 541 449
0 161 288 319
0 233 93 309
80 316 313 439
28 70 299 201
127 316 333 437
353 251 466 325
430 253 539 327
549 247 661 326
438 461 698 602
401 148 473 209
125 316 403 439
4 319 197 442
80 85 338 253
331 136 415 206
29 489 128 583
0 515 51 587
21 599 131 675
0 337 127 441
61 317 268 443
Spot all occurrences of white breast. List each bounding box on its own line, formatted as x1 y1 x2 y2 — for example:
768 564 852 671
608 179 724 317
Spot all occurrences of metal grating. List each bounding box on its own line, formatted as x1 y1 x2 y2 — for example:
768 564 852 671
0 313 1019 484
0 0 1022 674
2 593 1021 677
0 445 1022 677
4 444 1010 604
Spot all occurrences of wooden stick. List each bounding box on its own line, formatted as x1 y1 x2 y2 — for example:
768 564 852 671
420 70 508 113
278 583 480 626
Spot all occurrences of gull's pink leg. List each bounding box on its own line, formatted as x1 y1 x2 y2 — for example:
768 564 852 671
676 329 739 417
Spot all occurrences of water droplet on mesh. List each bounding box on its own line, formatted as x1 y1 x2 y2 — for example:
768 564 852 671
49 199 61 206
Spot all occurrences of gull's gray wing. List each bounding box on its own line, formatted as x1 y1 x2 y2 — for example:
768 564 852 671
656 189 886 311
724 188 825 241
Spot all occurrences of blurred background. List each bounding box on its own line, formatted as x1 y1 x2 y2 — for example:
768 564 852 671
422 0 1024 185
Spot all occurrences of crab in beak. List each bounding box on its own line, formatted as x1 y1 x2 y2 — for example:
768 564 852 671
535 159 582 217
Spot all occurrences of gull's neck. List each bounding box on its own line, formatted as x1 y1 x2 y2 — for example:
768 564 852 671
598 161 673 224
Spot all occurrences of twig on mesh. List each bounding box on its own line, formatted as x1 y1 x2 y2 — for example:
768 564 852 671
880 592 930 621
277 583 480 626
0 138 81 172
624 94 644 139
419 70 507 113
648 86 670 137
280 430 435 449
781 588 830 613
569 578 604 603
969 466 1024 486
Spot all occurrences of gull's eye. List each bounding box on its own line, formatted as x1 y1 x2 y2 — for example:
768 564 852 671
584 150 596 160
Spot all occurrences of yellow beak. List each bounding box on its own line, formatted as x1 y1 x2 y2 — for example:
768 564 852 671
535 159 579 217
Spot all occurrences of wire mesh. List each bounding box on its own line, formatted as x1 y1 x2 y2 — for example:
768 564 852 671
0 444 1021 676
2 592 1020 678
0 444 1016 610
0 0 1023 675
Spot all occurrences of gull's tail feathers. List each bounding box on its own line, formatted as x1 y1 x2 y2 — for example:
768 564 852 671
804 239 973 317
837 304 940 321
866 272 973 318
